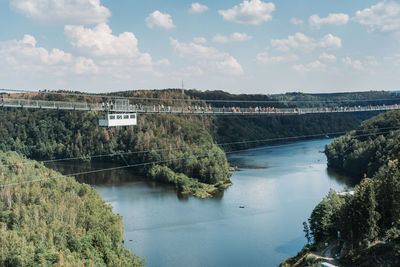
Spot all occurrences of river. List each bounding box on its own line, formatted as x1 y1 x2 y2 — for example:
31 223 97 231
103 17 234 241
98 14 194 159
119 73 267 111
46 138 355 267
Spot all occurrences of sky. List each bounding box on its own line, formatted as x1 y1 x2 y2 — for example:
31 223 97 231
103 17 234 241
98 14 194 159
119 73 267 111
0 0 400 94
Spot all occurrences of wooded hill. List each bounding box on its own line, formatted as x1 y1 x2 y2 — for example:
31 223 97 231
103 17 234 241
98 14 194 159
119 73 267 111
282 110 400 266
1 89 391 197
0 151 143 266
325 110 400 179
0 89 372 197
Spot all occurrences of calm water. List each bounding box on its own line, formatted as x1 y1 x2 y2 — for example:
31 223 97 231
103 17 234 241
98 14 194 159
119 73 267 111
47 139 354 267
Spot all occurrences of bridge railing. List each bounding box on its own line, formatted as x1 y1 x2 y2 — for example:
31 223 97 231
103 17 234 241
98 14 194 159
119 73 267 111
1 97 399 115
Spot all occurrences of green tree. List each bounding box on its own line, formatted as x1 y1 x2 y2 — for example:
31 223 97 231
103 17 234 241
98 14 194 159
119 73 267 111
303 221 311 245
309 197 333 244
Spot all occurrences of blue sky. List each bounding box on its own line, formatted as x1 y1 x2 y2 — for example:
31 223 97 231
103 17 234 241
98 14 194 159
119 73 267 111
0 0 399 94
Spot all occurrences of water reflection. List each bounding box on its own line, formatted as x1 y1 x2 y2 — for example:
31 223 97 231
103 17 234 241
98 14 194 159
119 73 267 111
326 167 360 186
45 138 356 267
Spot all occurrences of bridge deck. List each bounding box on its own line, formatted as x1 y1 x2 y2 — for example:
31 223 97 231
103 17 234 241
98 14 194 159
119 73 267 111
1 98 399 116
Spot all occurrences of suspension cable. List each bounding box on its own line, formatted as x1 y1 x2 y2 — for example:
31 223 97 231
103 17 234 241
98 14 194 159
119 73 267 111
0 128 397 188
1 125 400 169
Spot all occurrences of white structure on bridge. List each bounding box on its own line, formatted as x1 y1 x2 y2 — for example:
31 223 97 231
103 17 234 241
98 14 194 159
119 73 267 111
98 99 137 127
99 113 137 127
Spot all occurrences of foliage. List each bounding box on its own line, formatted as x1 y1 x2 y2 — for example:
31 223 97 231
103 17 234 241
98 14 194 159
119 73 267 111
0 103 232 197
286 110 400 266
0 151 143 266
214 113 360 151
1 89 371 196
279 246 322 267
273 91 400 108
302 160 400 265
325 110 400 178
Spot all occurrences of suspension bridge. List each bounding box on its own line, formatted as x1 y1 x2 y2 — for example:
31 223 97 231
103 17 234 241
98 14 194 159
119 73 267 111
1 97 399 116
1 89 400 187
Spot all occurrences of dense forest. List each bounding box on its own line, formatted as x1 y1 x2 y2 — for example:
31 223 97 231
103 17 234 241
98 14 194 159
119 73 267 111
214 114 359 151
2 89 400 265
325 110 400 179
273 91 400 108
0 106 231 198
0 151 143 266
0 89 375 197
282 110 400 266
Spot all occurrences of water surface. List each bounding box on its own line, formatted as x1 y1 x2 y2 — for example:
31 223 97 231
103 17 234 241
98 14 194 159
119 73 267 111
47 139 354 267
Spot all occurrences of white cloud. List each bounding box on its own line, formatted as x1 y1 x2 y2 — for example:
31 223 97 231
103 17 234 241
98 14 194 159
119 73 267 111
364 56 379 66
65 23 152 66
212 34 229 44
212 32 252 43
75 57 98 74
309 13 349 28
10 0 110 25
392 54 400 65
155 59 171 66
64 23 171 79
189 3 208 14
170 37 243 75
270 32 342 52
0 34 97 75
291 18 304 25
256 52 299 64
342 56 364 71
319 53 337 62
355 1 400 33
145 10 175 29
292 60 326 72
218 0 275 25
173 66 204 77
231 32 252 42
193 37 207 43
216 57 244 75
0 32 168 88
319 34 342 49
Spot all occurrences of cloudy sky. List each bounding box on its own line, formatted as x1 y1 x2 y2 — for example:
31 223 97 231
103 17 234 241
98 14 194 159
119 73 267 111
1 0 400 94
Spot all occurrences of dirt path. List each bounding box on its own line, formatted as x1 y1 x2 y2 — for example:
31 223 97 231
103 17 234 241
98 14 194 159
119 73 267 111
310 243 340 267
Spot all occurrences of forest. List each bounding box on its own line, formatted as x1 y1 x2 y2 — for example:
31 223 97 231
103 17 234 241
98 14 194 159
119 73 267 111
273 91 400 108
282 110 400 266
0 89 372 197
325 110 400 178
0 151 143 266
0 107 231 198
1 89 400 266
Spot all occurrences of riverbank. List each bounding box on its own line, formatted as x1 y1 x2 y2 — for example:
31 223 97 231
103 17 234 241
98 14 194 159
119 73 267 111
282 110 400 267
88 139 351 266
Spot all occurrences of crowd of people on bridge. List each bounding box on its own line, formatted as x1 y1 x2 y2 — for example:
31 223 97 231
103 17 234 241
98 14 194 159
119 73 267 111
2 96 399 115
122 103 400 114
96 100 400 114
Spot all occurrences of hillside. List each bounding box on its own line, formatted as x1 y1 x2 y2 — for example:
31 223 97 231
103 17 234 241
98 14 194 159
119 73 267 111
282 161 400 266
273 91 400 108
283 110 400 266
0 151 143 266
1 89 382 197
0 107 231 198
325 110 400 178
